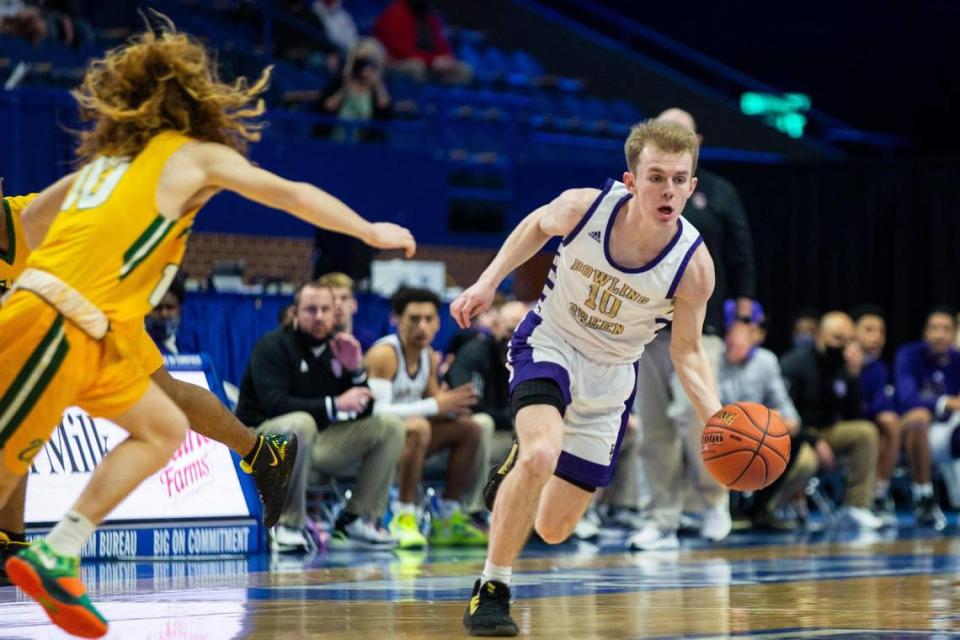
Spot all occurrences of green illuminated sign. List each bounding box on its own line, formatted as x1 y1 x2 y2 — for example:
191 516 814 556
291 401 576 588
740 92 811 139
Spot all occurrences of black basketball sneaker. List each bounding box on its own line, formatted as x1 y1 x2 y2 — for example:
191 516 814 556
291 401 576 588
241 432 299 528
463 579 518 637
483 440 518 511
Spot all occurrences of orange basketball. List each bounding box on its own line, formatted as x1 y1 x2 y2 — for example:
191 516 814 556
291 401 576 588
700 402 791 492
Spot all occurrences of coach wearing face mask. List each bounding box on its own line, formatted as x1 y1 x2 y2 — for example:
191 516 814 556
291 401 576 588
781 311 882 529
146 273 200 355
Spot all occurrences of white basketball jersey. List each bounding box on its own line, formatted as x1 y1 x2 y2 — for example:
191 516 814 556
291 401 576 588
373 334 431 403
534 179 703 365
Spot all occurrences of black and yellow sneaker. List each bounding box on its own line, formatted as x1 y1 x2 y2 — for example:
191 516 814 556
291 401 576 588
483 441 518 511
241 433 299 529
463 579 518 637
0 531 30 587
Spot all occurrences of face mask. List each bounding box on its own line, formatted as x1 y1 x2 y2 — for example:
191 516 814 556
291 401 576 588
793 334 815 349
823 345 845 365
146 316 179 343
295 324 328 348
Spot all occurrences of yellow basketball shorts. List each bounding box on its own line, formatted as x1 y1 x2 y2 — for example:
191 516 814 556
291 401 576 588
0 291 152 474
131 325 165 379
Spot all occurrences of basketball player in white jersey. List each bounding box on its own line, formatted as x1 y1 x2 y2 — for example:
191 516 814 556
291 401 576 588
365 288 488 549
452 120 724 636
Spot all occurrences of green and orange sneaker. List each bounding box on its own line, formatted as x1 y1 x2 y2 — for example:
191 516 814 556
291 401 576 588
430 510 489 547
5 540 108 638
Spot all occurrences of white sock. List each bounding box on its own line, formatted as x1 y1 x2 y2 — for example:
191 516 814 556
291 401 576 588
481 559 512 586
912 482 934 501
875 480 890 499
46 510 95 558
440 499 460 519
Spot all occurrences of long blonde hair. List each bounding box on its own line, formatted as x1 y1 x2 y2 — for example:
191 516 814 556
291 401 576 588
72 14 271 162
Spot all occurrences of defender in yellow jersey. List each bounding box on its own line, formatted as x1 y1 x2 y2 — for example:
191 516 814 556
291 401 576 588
0 19 415 638
0 183 304 587
24 131 199 325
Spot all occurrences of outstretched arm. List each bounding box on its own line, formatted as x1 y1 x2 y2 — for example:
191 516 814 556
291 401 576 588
178 143 416 257
669 245 723 425
450 188 597 328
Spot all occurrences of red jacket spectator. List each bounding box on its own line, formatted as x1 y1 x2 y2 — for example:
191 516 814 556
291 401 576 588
374 0 453 65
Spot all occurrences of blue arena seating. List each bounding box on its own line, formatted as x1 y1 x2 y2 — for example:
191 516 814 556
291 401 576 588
0 0 644 164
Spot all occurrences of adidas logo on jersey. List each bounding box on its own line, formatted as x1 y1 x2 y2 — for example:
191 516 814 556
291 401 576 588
588 230 601 243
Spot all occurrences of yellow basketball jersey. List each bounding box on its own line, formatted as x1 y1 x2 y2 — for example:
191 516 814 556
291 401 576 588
0 194 38 294
26 131 199 324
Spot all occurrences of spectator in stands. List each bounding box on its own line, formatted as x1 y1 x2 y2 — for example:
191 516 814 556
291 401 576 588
791 308 820 350
38 0 92 46
712 300 814 530
311 0 358 56
894 306 960 531
624 108 757 551
0 0 92 47
0 1 46 44
236 281 406 551
445 300 528 510
318 273 357 328
853 304 901 526
365 288 488 548
374 0 472 85
317 271 380 350
781 312 882 529
316 37 392 143
145 272 201 355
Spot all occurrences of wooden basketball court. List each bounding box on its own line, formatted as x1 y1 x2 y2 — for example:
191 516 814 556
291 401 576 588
3 525 959 639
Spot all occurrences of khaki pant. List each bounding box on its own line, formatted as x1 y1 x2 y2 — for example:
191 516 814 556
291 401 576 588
256 412 405 527
603 425 639 509
627 331 728 530
819 419 879 508
464 413 495 513
759 441 818 515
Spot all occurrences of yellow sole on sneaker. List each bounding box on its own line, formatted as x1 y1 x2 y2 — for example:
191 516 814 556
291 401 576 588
395 535 427 550
5 557 108 639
